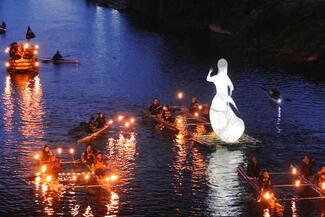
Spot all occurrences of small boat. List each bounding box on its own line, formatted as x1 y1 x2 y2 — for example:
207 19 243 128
38 58 80 65
268 89 282 105
237 165 283 209
0 27 6 34
77 124 111 145
142 109 180 132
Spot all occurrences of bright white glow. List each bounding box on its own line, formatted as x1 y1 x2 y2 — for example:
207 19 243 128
5 62 9 67
207 58 245 143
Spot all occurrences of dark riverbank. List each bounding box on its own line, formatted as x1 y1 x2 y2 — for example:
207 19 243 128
96 0 325 80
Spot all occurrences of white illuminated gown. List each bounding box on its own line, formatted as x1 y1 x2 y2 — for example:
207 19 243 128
207 59 245 143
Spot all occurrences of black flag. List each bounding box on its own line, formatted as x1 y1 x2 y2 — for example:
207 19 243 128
26 26 36 40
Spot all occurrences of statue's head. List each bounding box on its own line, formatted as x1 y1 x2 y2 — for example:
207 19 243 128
217 58 228 74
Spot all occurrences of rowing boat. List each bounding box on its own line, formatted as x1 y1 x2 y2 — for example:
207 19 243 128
142 109 180 132
0 28 6 34
237 165 283 209
37 58 80 65
77 124 111 145
291 164 325 197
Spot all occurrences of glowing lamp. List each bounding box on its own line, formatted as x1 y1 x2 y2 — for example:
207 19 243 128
177 92 183 99
321 182 325 190
263 192 271 200
5 62 9 67
34 50 38 55
34 153 40 160
105 177 111 182
35 62 39 67
292 168 296 175
46 175 52 182
295 180 301 187
108 119 113 125
130 118 135 124
72 175 77 181
70 148 74 154
177 120 181 124
198 105 203 110
24 43 29 49
57 147 62 154
41 165 47 173
194 112 199 117
125 122 130 127
118 115 124 121
85 174 90 180
110 175 118 181
35 45 39 49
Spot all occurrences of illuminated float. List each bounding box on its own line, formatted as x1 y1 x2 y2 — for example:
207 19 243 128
207 58 245 143
5 26 39 74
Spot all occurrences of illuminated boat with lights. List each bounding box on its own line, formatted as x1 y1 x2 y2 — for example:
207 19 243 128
77 120 113 145
142 109 180 132
5 42 39 74
237 165 283 209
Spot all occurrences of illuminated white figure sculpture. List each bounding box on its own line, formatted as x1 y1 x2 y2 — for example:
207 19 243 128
207 58 245 143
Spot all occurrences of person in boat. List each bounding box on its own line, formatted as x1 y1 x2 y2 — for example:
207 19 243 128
189 97 200 115
301 155 315 180
52 50 63 61
269 89 281 100
317 167 325 186
94 152 108 178
0 22 6 29
96 113 106 129
259 171 272 191
247 156 261 178
41 145 53 162
49 155 62 180
149 98 162 116
161 105 174 123
88 116 98 132
81 144 96 168
201 104 210 122
9 42 21 59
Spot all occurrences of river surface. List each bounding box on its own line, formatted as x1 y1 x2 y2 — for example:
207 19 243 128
0 0 324 216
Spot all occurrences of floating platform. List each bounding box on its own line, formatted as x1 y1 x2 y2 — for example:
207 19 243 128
191 133 262 147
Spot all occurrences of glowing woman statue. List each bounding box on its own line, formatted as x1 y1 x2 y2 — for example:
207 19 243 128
207 58 245 143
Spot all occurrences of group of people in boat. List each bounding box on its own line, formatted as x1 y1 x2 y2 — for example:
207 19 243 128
9 42 37 60
36 144 109 180
148 97 210 123
246 155 324 198
88 113 106 132
0 21 6 32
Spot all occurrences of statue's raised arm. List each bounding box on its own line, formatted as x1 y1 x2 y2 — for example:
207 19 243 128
206 68 214 82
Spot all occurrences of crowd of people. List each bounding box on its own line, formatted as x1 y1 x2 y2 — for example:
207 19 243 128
88 113 106 132
36 144 108 180
9 42 37 60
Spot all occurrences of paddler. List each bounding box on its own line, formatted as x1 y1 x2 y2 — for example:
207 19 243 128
247 156 261 178
49 155 62 179
81 144 96 168
0 21 6 29
301 155 315 181
149 98 162 116
52 50 63 60
161 105 174 123
94 152 108 178
96 113 106 129
41 145 53 162
317 166 325 186
88 116 98 132
259 171 271 191
189 97 199 115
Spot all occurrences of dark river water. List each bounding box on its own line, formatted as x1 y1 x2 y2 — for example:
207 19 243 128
0 0 324 216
